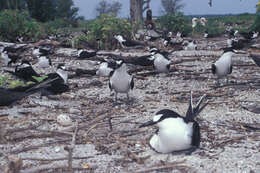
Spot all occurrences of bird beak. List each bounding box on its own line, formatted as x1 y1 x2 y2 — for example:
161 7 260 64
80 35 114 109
139 120 156 128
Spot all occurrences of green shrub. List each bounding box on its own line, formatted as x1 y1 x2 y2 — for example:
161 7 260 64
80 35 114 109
81 14 132 50
0 10 41 42
156 13 192 36
250 5 260 32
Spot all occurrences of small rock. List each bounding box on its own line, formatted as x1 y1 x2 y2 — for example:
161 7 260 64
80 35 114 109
57 114 73 126
55 146 61 153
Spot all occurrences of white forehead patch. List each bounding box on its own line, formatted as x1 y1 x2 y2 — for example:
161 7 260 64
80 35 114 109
153 114 163 122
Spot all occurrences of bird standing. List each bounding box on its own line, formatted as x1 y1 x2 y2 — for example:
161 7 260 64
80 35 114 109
109 60 134 102
212 49 235 85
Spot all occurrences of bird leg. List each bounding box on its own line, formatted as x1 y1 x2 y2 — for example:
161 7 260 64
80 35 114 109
115 92 118 102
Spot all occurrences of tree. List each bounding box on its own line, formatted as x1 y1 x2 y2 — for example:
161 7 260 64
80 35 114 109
130 0 151 25
26 0 81 22
96 0 122 17
161 0 184 14
0 0 27 10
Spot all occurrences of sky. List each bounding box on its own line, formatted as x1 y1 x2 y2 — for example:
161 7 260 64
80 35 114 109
73 0 259 19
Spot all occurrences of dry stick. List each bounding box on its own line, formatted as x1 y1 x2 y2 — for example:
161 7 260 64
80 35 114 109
64 121 79 173
21 164 95 173
22 156 93 161
135 164 190 173
9 139 70 154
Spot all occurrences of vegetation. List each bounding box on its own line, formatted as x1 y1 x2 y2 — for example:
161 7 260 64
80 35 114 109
156 13 192 35
0 10 41 42
78 14 132 50
161 0 185 15
96 0 122 17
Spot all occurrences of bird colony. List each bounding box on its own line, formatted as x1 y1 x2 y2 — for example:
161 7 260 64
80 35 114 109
0 20 260 172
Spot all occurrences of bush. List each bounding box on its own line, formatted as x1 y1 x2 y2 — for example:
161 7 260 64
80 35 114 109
156 13 192 36
0 10 41 42
43 18 75 36
81 14 132 50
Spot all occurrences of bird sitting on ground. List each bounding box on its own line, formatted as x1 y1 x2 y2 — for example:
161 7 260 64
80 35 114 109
184 40 197 50
148 47 172 74
114 35 146 49
36 56 52 68
96 59 116 77
109 60 134 102
77 49 97 59
5 60 40 83
211 48 235 86
0 77 59 106
40 64 69 96
139 92 208 154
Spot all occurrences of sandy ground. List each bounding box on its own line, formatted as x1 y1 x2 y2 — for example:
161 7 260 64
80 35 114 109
0 36 260 173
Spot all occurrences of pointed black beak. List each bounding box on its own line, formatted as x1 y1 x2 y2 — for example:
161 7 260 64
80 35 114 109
139 120 156 128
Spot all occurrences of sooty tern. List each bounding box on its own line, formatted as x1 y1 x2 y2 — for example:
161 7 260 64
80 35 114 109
212 48 235 85
140 92 208 154
109 60 134 101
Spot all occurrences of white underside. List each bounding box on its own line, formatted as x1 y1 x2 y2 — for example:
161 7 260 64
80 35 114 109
153 54 170 73
56 69 68 84
149 118 193 153
214 52 232 78
96 63 113 77
110 65 132 93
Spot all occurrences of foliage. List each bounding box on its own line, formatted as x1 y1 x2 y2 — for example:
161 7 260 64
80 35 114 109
96 0 122 17
80 14 132 50
0 0 27 10
0 10 41 42
250 3 260 32
161 0 185 15
156 13 192 35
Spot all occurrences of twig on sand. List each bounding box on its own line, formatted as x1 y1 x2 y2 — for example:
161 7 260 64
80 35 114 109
64 121 79 173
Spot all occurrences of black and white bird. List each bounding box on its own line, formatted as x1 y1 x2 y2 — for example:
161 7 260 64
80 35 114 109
96 59 116 77
0 77 59 106
109 60 134 101
77 49 97 59
140 92 208 154
114 35 145 48
32 46 52 57
36 56 52 68
149 48 171 73
184 40 197 50
212 49 235 85
40 64 69 96
0 51 11 66
5 60 40 82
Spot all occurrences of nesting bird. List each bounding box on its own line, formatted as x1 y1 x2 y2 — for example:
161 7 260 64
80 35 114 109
114 35 145 49
5 60 40 82
212 49 235 85
40 64 69 96
149 48 171 73
184 40 197 50
109 60 134 101
77 49 97 59
140 92 208 154
0 51 11 66
36 56 52 68
96 59 116 77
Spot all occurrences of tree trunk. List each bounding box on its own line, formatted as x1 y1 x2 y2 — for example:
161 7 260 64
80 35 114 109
130 0 144 25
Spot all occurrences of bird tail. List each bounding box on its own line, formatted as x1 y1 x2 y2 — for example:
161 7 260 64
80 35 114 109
185 91 208 120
